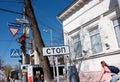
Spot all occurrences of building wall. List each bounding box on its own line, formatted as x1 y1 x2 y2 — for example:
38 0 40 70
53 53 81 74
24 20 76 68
63 0 118 32
80 53 120 72
63 0 120 72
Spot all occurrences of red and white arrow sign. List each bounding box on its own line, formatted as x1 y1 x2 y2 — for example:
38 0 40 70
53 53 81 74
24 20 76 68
9 28 19 37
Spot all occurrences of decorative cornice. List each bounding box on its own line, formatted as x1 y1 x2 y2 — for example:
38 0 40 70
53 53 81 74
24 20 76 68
67 6 118 35
57 0 88 21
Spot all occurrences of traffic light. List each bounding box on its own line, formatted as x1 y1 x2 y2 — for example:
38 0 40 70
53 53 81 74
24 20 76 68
20 35 26 53
18 55 22 64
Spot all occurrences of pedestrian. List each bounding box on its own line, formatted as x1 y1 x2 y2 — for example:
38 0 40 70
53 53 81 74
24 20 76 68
7 75 10 82
99 61 120 82
41 74 44 82
34 74 41 82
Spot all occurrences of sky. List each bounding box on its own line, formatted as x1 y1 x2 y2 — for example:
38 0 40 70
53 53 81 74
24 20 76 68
0 0 73 66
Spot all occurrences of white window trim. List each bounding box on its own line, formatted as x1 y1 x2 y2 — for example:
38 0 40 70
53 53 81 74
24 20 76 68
112 17 120 48
71 32 83 59
89 25 103 54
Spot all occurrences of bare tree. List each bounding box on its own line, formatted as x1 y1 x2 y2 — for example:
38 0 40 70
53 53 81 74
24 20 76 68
24 0 53 81
0 56 4 69
4 65 12 77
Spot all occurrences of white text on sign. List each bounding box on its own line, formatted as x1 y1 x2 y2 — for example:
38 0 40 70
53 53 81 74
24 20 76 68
42 46 69 56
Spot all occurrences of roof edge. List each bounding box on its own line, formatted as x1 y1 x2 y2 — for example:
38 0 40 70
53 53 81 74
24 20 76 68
57 0 88 21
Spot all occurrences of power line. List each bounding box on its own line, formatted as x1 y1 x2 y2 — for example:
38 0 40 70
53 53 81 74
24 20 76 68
32 1 63 34
0 0 23 3
0 40 16 42
38 19 63 36
0 8 23 15
33 4 62 29
0 1 23 3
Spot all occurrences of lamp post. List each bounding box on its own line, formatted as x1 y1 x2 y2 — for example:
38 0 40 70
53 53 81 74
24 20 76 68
118 0 120 8
43 29 56 80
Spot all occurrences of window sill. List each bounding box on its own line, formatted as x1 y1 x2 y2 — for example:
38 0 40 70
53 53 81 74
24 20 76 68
74 49 120 61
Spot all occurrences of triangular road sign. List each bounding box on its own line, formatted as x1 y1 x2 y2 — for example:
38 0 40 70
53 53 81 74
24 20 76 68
9 28 19 37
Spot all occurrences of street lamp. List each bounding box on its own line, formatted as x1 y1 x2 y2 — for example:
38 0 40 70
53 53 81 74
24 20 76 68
117 0 120 8
43 29 56 80
43 29 53 46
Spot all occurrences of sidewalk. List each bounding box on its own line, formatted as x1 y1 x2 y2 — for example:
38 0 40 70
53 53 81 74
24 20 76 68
55 75 67 82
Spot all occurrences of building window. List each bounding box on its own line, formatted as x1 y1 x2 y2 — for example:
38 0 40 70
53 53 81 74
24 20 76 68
89 26 102 54
113 18 120 47
72 34 82 58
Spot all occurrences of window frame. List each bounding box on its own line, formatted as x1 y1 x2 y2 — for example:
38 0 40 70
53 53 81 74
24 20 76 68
112 17 120 48
89 25 103 54
72 34 82 58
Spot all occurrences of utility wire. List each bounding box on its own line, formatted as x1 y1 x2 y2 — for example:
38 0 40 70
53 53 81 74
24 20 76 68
32 1 63 35
32 0 63 30
0 1 23 3
32 1 64 43
0 40 16 42
37 19 64 41
33 3 62 30
0 0 23 2
0 8 23 15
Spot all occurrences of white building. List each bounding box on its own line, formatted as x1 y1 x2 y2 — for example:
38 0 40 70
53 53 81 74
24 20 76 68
57 0 120 81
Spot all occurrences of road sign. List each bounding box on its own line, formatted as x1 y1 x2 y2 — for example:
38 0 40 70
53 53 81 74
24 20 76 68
8 22 21 37
9 28 19 37
16 18 29 23
42 46 70 56
8 22 21 28
10 49 20 58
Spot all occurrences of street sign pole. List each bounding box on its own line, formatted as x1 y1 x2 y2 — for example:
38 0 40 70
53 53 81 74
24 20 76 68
50 29 56 81
55 56 59 82
118 0 120 9
22 73 27 82
42 46 70 82
16 7 28 82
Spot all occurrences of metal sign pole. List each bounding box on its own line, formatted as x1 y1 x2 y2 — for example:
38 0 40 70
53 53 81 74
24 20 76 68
22 73 27 82
118 0 120 9
55 56 59 82
42 46 70 82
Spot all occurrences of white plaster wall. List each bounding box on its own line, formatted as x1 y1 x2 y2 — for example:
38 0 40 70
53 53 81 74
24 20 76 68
80 54 120 72
62 0 120 72
63 0 118 33
65 12 119 59
98 15 118 51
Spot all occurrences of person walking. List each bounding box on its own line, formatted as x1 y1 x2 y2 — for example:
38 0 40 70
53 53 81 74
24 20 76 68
34 74 41 82
99 61 120 82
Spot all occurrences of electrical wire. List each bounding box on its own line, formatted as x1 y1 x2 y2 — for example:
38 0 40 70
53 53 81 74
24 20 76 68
33 4 62 30
31 1 64 43
0 40 16 42
37 20 64 42
0 0 23 3
32 1 63 35
0 8 23 15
